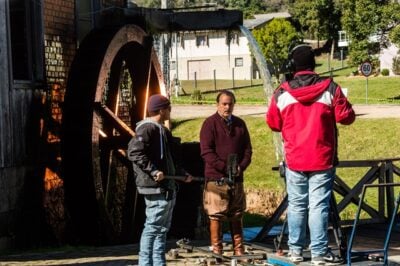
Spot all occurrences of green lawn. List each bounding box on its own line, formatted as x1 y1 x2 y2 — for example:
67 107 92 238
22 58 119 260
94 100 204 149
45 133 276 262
172 116 400 220
171 55 400 222
171 55 400 105
172 117 400 191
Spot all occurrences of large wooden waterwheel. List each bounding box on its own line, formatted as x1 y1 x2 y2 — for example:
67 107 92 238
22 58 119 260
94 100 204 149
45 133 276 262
62 24 165 244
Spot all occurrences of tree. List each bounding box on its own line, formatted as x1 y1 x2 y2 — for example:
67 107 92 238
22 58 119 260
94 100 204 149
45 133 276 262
220 0 267 18
289 0 341 59
381 2 400 47
252 18 302 81
389 25 400 47
339 0 400 66
135 0 161 8
289 1 319 40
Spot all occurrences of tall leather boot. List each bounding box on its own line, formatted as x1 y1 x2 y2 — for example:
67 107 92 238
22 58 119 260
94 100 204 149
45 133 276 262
209 219 223 262
230 219 245 256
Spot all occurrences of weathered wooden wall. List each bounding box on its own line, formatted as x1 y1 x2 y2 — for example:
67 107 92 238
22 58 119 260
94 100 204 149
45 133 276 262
0 0 20 250
0 0 11 168
0 0 76 251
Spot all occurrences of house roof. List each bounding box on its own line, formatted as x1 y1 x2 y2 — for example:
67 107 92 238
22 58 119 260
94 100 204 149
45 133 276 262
244 12 291 30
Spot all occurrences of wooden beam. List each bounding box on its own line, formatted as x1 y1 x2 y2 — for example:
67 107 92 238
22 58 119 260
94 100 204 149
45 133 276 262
338 158 400 168
334 177 377 216
337 165 380 215
94 102 135 137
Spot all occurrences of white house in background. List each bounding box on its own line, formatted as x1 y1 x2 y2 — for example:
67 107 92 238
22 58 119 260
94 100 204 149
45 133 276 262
168 12 291 82
380 43 399 76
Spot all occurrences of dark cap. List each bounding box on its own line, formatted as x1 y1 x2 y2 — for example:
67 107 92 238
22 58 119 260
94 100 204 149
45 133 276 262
147 94 170 112
291 44 315 71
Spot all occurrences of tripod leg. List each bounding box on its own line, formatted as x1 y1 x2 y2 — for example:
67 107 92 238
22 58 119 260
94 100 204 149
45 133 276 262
274 218 287 256
329 193 347 261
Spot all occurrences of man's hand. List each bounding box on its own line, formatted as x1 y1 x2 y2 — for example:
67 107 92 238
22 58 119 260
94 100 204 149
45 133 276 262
184 174 193 183
154 171 165 182
237 165 241 176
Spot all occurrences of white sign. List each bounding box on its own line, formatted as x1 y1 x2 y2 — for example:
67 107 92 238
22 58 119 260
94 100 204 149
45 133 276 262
361 61 373 77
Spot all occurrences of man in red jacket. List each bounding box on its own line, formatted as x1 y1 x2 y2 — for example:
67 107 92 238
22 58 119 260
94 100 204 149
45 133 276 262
266 45 355 265
200 90 252 262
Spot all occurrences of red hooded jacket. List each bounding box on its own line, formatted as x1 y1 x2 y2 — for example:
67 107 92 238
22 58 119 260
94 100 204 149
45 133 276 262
266 71 355 171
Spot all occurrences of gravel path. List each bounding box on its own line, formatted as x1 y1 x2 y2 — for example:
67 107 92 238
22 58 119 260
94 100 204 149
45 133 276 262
172 104 400 119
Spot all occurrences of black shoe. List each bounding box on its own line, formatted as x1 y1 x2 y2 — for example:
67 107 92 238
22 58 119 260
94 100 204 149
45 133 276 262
312 250 344 265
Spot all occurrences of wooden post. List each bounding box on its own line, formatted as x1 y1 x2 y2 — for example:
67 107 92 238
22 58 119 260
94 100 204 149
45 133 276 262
194 72 197 89
232 68 235 88
214 69 217 90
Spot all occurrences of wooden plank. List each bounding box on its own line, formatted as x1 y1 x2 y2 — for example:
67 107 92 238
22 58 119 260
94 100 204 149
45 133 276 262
0 1 10 168
254 194 288 241
379 164 385 217
338 158 400 168
120 8 243 32
337 165 380 215
338 160 380 168
93 102 135 137
393 164 400 176
334 177 377 216
385 162 396 218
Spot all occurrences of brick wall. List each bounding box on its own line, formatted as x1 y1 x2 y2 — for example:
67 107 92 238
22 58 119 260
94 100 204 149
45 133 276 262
43 0 76 124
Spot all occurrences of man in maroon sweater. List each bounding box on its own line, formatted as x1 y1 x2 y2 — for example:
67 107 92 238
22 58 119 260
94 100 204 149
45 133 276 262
200 90 252 261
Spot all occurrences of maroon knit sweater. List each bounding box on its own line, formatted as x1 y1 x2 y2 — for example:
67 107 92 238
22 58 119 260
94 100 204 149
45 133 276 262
200 112 252 182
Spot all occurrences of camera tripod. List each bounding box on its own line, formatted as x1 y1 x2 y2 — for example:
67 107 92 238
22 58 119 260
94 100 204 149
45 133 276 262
273 193 347 262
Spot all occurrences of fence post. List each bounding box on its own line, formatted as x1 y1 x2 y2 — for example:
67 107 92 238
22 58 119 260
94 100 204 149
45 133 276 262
232 68 235 88
214 69 217 91
194 72 197 89
250 65 253 86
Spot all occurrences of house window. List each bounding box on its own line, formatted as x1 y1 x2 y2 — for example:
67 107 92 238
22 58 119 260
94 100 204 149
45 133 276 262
196 35 208 47
338 30 349 47
235 57 243 67
9 0 44 81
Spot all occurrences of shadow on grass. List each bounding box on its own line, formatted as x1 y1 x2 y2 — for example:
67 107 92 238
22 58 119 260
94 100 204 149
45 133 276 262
243 212 270 228
171 118 197 129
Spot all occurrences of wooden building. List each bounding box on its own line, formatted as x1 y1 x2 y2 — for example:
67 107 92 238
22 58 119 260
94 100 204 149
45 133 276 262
0 0 127 251
0 0 239 251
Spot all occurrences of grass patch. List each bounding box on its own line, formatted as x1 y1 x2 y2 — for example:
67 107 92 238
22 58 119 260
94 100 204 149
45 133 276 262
334 76 400 104
173 117 400 191
171 56 400 105
171 55 400 225
172 117 400 222
243 212 269 228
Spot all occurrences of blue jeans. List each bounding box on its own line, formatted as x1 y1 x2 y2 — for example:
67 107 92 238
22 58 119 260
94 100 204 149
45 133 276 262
286 167 335 258
139 192 176 266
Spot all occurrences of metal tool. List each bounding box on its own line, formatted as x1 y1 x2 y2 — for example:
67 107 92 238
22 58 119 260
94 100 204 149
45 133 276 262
175 238 266 265
227 153 238 185
165 175 204 182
